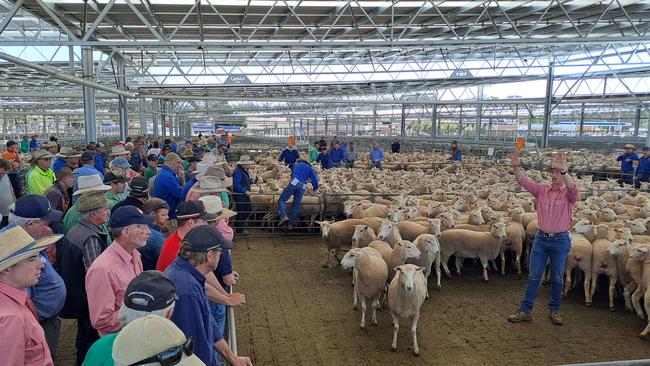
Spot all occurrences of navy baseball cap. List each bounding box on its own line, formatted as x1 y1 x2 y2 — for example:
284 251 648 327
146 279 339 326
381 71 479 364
11 195 63 222
5 140 17 148
184 225 232 252
124 271 178 312
176 200 216 221
81 151 94 162
110 205 154 228
643 147 650 152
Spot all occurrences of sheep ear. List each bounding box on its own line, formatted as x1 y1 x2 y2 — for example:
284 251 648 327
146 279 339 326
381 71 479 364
416 266 425 272
640 246 649 253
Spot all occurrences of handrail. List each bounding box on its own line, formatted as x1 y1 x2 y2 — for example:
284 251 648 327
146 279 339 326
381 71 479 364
226 286 238 359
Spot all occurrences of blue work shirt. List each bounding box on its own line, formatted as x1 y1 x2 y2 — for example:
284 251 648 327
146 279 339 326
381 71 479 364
370 148 384 162
0 223 67 320
278 149 300 165
73 164 105 192
30 139 39 150
53 158 68 172
215 249 232 290
138 224 165 271
232 166 251 194
637 156 650 175
316 152 333 169
291 161 318 190
129 151 143 171
165 257 223 366
94 152 107 173
181 176 198 200
170 143 177 153
330 147 345 164
451 149 462 161
153 165 183 219
617 152 639 172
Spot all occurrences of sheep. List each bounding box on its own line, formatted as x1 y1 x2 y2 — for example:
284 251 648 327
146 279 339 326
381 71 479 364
340 248 388 330
479 205 500 223
396 219 441 242
437 212 455 231
453 216 501 232
347 202 389 219
589 224 618 311
377 220 403 247
388 264 427 356
318 219 368 268
626 218 649 235
368 240 421 281
598 208 618 222
467 209 485 225
607 239 640 311
408 234 442 295
628 245 650 321
630 245 650 339
502 211 526 275
564 219 594 306
439 222 508 282
360 217 383 233
351 225 377 248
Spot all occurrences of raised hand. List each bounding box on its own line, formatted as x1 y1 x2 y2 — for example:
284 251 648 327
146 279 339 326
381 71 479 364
511 150 522 168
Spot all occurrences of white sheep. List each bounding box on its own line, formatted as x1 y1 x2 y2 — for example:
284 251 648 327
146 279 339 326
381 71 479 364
347 201 389 219
408 234 442 295
351 224 377 248
368 239 421 281
564 219 594 306
340 248 388 330
396 219 441 242
439 222 508 282
628 245 650 339
377 220 403 247
318 219 368 268
607 239 642 312
589 224 617 311
388 264 427 356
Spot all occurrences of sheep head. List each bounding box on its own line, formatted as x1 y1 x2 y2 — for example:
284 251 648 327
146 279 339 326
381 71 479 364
629 245 649 261
340 248 361 269
607 239 630 256
419 234 440 256
427 219 442 238
572 219 593 235
351 225 370 248
395 240 421 260
316 221 332 238
394 264 424 293
490 222 508 240
378 220 396 240
625 219 647 235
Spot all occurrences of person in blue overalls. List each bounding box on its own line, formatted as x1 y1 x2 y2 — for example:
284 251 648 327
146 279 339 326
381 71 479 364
329 142 345 168
278 144 300 169
316 146 333 169
635 146 650 189
232 155 256 235
617 143 639 186
450 140 462 161
278 155 318 231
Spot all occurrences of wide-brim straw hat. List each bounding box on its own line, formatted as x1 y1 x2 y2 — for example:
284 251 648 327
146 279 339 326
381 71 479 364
198 195 237 221
625 144 636 149
191 177 229 193
110 145 130 156
56 146 82 158
236 155 254 165
73 174 111 196
0 226 63 271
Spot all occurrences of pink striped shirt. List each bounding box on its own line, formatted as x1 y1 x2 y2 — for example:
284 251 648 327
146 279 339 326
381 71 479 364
517 176 579 233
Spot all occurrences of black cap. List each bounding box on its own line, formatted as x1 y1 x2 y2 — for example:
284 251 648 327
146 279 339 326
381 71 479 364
103 172 127 184
81 151 94 161
110 205 154 228
12 195 63 222
187 156 200 163
5 140 17 148
124 271 178 312
643 147 650 152
184 225 233 252
175 200 216 221
129 177 149 198
451 140 458 144
146 154 158 162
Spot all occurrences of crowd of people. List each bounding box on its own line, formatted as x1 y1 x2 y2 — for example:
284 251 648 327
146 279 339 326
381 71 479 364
0 133 251 366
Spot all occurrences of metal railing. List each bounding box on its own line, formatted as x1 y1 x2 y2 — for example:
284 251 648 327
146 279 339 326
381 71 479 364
225 286 238 359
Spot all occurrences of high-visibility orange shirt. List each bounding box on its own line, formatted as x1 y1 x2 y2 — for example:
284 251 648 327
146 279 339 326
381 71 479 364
2 150 20 169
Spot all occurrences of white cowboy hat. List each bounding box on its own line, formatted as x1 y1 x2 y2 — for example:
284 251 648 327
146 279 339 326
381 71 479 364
196 165 232 187
236 155 254 165
192 176 229 193
73 174 111 196
199 195 237 221
110 145 130 156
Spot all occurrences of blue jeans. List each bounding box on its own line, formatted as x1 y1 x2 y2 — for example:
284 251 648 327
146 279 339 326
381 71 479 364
278 183 305 224
371 161 382 170
635 173 650 189
621 170 634 185
346 161 355 169
209 301 227 337
519 231 571 313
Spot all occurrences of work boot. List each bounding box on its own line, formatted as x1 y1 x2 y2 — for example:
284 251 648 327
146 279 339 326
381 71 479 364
548 311 563 326
507 311 532 323
278 216 289 227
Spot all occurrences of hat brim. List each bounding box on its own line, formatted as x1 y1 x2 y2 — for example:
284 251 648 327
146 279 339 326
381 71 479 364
73 184 112 196
193 186 228 193
129 190 149 198
112 215 155 228
56 153 82 158
40 209 63 223
110 151 130 156
104 178 128 185
236 161 254 165
206 208 237 221
0 233 63 271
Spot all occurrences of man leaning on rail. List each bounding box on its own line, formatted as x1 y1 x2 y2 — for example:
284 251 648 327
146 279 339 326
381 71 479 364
507 149 579 326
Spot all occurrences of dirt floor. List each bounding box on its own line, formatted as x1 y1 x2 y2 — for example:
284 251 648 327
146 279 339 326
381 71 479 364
56 234 650 366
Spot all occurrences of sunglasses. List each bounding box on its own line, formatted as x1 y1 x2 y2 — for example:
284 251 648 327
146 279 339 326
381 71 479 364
131 337 194 366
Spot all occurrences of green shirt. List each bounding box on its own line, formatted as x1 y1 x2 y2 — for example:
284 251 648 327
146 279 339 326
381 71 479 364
25 166 55 195
144 166 158 180
82 332 118 366
105 191 123 209
20 140 29 153
309 147 319 163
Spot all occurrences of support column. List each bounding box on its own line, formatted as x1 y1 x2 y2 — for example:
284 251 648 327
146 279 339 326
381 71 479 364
458 105 463 138
527 112 533 140
351 107 356 136
139 98 147 135
68 35 75 75
372 106 378 136
400 104 406 138
542 62 555 148
634 106 641 138
335 114 340 136
324 116 329 135
117 57 128 141
475 86 483 141
152 99 159 138
431 104 438 139
42 115 46 134
161 100 166 139
579 103 586 137
82 47 97 144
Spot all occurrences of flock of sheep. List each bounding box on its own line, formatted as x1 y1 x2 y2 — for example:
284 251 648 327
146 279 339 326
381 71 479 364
238 145 650 355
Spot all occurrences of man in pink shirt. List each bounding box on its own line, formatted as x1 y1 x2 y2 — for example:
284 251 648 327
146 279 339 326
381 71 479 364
0 226 62 366
85 205 153 336
508 150 579 326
